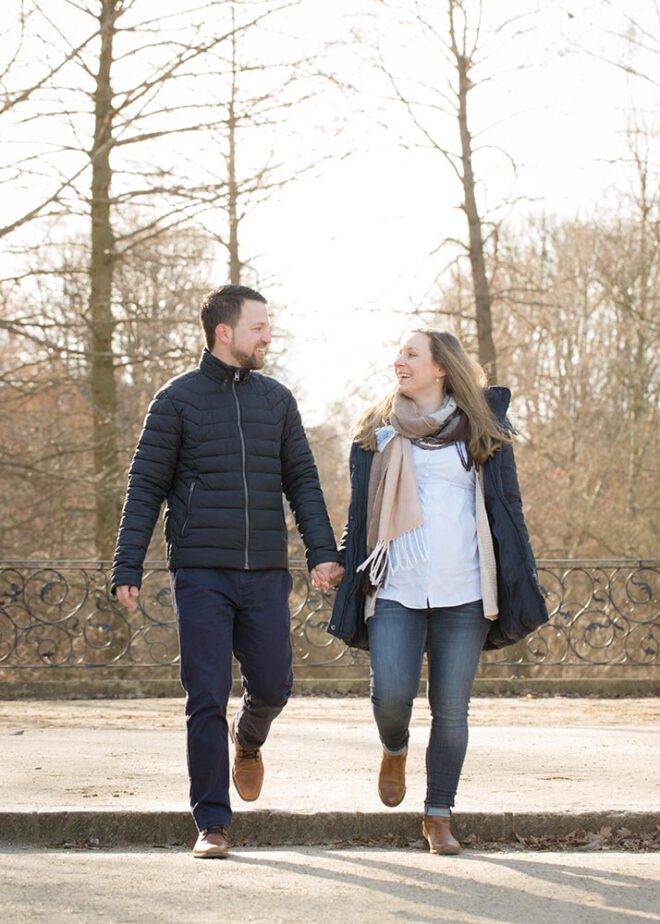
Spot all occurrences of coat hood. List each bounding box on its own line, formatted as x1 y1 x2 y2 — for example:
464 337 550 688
484 386 511 421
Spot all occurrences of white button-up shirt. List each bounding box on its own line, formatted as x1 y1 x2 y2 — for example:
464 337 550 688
378 441 482 609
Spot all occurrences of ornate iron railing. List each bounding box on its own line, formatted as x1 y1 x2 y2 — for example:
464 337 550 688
0 560 657 673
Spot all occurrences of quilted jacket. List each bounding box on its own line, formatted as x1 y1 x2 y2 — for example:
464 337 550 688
111 350 339 591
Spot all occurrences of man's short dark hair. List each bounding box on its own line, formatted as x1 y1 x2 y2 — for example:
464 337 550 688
200 284 267 350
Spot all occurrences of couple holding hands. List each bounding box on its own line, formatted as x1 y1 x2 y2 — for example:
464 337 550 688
112 284 547 859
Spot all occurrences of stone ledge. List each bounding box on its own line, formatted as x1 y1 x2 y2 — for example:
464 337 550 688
0 810 656 848
0 677 658 699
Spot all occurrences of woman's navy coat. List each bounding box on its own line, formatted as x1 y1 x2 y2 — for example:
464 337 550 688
328 387 549 651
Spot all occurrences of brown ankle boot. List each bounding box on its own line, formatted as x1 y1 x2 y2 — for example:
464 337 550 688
378 748 407 807
422 815 461 855
229 717 264 802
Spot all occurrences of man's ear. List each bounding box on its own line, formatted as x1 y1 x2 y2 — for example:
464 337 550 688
215 322 232 346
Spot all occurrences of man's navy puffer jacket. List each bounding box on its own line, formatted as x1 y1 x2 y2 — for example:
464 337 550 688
111 350 339 591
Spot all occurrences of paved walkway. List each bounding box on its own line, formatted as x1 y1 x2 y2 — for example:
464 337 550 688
2 697 657 924
3 848 659 924
0 697 658 846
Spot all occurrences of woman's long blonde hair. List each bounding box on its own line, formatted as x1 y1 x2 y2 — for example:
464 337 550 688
353 330 511 463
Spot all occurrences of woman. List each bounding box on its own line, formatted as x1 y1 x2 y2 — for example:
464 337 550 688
328 329 548 855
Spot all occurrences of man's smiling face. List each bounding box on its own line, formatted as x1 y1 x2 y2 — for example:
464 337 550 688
223 299 272 370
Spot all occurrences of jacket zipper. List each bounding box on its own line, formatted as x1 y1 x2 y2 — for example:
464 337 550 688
181 480 197 538
232 372 250 569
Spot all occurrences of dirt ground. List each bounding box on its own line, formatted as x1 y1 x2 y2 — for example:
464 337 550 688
0 695 657 730
0 696 660 729
1 697 658 816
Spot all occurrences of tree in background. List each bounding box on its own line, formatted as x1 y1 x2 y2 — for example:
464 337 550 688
430 126 659 559
0 224 214 558
356 0 543 380
561 0 659 90
1 0 657 564
0 0 325 558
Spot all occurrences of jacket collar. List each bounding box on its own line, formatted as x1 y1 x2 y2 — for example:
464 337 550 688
484 386 511 421
199 349 251 385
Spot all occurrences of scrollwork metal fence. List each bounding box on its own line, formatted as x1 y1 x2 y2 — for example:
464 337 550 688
0 560 657 677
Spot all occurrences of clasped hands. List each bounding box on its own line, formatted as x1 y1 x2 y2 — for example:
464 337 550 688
310 561 345 591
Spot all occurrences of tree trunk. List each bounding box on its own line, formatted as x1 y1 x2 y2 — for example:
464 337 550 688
89 0 120 559
227 11 242 284
451 1 498 382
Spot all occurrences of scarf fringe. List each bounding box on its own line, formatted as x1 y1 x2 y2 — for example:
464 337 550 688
357 526 429 588
357 539 389 587
391 526 429 575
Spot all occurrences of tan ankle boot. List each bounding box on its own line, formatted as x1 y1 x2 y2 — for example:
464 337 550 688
378 748 407 807
422 815 461 855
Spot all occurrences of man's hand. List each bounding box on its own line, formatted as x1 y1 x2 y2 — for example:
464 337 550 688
310 562 345 591
116 585 139 610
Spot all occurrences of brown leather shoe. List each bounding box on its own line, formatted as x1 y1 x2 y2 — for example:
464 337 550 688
422 815 462 855
378 748 407 807
229 716 264 802
192 826 229 859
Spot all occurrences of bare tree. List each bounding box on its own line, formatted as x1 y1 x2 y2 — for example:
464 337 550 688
593 120 659 555
356 0 545 380
489 137 658 559
1 0 320 557
0 2 99 238
199 0 343 286
0 223 216 558
558 0 660 90
446 0 497 379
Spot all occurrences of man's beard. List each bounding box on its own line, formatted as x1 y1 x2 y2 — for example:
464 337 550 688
230 346 265 370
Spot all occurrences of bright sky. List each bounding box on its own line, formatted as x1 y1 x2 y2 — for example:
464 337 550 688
2 0 658 425
253 0 660 422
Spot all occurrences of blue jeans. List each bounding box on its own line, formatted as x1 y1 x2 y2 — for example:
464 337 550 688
170 567 293 831
368 597 489 813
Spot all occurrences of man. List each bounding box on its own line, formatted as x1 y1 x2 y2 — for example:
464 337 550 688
112 284 342 859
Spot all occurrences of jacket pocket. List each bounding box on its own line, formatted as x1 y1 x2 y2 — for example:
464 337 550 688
180 480 197 538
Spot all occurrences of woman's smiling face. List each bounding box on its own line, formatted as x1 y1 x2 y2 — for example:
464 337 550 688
393 332 445 398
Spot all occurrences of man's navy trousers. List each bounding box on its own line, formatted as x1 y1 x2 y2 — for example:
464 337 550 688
170 567 293 830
